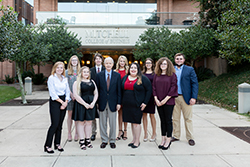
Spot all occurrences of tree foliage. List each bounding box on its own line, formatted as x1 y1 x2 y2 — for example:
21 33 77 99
133 27 181 62
179 25 219 66
0 4 19 60
216 0 250 65
190 0 231 30
133 26 218 66
37 18 83 63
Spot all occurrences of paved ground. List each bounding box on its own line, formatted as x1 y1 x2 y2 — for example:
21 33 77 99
0 91 250 167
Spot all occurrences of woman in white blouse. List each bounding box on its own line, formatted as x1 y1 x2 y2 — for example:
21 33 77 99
44 61 70 154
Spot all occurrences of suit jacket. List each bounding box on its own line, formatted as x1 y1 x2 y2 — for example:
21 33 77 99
96 70 121 112
90 65 105 83
122 75 152 107
179 65 199 105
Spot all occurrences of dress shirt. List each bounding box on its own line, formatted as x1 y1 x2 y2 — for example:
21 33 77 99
95 65 102 73
175 65 183 95
47 74 71 101
105 70 112 81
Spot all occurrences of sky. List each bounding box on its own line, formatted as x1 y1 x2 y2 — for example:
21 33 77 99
26 0 34 6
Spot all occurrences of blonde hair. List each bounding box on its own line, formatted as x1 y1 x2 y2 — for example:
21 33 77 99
76 66 90 95
51 61 65 76
155 57 175 76
115 55 129 73
67 55 81 75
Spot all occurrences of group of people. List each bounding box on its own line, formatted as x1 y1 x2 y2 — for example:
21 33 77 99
43 53 199 153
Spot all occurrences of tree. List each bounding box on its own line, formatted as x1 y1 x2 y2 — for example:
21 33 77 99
133 27 181 62
133 26 218 67
0 2 19 61
216 0 250 65
37 18 83 64
1 3 50 104
179 25 219 66
191 0 231 30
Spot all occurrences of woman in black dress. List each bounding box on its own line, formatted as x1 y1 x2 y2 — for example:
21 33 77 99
122 63 152 148
72 66 98 150
142 58 157 142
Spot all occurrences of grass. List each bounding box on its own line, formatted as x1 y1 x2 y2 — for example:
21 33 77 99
198 67 250 114
0 86 21 104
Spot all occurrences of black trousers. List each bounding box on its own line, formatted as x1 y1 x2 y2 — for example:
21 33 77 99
44 95 66 148
157 104 174 137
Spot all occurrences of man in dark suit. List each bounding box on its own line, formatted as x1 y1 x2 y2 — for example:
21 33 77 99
90 53 105 141
96 57 121 149
172 53 199 146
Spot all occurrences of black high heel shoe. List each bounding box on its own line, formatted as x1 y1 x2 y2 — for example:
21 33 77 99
54 144 64 152
44 146 54 154
79 139 86 150
158 145 164 149
162 141 171 150
85 138 93 148
122 129 128 140
116 130 124 140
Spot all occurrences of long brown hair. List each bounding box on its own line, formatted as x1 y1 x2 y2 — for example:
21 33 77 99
155 57 175 76
142 58 155 74
67 55 81 75
51 61 65 76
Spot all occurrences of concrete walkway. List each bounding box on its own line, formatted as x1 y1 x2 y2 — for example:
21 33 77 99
0 91 250 167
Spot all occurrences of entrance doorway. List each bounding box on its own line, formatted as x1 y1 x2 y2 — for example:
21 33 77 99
79 48 143 68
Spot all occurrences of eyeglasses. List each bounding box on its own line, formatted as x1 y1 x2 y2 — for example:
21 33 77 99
145 62 152 64
161 63 167 66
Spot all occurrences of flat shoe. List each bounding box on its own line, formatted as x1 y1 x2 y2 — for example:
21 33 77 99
149 138 156 142
131 143 140 149
128 143 134 147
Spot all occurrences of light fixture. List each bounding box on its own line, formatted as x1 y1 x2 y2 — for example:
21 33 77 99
86 60 90 64
129 61 132 64
125 1 128 3
74 0 77 2
113 1 115 3
81 60 85 65
134 61 138 64
87 1 89 3
64 61 67 64
140 61 143 65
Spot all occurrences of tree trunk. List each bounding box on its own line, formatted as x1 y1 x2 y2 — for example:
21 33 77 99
191 60 194 67
16 63 27 104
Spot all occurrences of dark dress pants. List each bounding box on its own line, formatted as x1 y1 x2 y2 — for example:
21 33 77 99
44 95 66 148
157 104 174 137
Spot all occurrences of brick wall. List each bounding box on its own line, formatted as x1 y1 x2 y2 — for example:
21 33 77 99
157 0 200 25
33 0 58 24
0 61 15 84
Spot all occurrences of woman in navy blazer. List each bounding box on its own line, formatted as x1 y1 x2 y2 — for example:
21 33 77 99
121 62 152 148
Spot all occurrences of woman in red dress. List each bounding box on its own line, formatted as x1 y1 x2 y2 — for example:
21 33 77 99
115 55 129 140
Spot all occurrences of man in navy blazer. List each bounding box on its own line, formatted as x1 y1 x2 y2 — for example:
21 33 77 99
96 57 121 149
90 53 105 141
172 53 199 146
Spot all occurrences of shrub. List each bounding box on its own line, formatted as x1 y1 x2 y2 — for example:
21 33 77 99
21 70 35 83
32 73 47 85
2 75 14 84
195 66 215 82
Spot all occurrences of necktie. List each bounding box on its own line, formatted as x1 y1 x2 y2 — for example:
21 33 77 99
97 67 100 73
107 73 110 91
